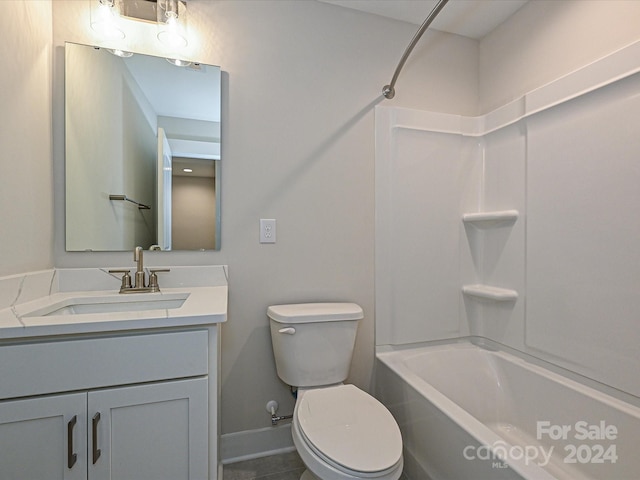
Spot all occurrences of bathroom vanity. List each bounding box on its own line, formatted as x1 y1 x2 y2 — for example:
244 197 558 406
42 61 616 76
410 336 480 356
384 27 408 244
0 266 227 480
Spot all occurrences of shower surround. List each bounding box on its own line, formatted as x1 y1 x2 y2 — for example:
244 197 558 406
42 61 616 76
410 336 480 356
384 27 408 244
375 40 640 479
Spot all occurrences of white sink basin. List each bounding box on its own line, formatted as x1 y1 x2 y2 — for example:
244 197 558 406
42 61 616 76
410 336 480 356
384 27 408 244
22 293 189 317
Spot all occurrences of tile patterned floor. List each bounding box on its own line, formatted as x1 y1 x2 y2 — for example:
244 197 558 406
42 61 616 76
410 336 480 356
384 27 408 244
223 451 306 480
223 451 409 480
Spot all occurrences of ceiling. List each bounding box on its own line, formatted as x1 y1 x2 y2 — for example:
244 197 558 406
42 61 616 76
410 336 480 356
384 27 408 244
316 0 529 40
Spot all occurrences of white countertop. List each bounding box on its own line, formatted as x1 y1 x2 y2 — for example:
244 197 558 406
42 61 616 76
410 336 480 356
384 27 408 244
0 266 228 340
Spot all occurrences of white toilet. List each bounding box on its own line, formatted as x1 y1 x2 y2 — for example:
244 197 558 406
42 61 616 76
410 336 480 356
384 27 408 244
268 303 403 480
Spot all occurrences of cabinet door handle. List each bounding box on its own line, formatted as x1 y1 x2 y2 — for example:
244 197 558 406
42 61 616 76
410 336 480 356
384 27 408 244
67 415 77 469
92 412 102 464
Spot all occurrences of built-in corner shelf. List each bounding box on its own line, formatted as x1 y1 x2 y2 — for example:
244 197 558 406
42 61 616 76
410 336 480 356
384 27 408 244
462 210 519 303
462 284 519 302
462 210 519 228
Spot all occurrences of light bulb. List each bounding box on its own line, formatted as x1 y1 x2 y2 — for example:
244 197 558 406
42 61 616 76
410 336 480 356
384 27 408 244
91 0 125 40
157 0 188 49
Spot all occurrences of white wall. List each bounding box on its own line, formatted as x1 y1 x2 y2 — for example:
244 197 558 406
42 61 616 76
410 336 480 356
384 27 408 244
50 0 477 441
0 1 53 276
376 4 640 398
477 61 640 397
375 114 480 345
524 74 640 396
479 0 640 396
65 44 156 250
377 66 640 398
479 0 640 113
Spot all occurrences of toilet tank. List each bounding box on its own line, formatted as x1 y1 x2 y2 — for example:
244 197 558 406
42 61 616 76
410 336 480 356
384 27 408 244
268 303 363 388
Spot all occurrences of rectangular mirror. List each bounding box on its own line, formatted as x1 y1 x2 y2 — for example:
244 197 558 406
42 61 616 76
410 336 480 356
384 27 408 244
65 42 221 251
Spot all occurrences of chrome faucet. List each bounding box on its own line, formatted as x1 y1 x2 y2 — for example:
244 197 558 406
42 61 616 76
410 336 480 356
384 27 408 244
109 246 170 294
134 246 145 289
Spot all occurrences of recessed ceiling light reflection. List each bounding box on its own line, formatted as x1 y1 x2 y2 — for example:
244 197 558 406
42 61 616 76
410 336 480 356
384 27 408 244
109 49 133 58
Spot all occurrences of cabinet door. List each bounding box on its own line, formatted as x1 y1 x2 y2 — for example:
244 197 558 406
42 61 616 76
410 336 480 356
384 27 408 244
88 378 208 480
0 393 87 480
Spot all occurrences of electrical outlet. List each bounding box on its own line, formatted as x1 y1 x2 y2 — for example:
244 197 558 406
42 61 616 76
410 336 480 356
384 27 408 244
260 219 276 243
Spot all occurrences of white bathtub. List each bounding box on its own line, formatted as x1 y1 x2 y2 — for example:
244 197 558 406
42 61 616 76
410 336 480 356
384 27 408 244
375 341 640 480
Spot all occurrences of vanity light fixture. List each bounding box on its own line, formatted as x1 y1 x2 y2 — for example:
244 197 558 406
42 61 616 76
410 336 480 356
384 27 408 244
183 168 193 173
90 1 190 52
157 0 188 49
90 0 126 40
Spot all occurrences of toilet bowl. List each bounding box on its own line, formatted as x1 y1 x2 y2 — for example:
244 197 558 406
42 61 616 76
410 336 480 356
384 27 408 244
268 303 404 480
292 385 403 480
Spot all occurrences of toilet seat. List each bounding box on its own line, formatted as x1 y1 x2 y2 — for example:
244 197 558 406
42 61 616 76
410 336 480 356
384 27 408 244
295 384 403 477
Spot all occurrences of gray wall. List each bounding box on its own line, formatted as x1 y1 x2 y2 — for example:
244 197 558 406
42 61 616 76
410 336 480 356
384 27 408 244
49 0 477 436
0 1 53 276
172 175 216 250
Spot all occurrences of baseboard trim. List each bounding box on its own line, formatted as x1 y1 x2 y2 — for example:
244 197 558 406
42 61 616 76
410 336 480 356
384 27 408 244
221 423 296 464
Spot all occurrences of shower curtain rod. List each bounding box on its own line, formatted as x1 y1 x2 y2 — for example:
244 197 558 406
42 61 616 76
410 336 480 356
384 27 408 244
382 0 450 99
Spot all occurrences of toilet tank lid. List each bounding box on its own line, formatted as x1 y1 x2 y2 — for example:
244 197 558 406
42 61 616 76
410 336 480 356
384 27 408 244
267 303 363 324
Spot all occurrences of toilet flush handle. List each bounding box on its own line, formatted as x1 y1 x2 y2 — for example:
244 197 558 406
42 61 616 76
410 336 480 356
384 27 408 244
278 327 296 335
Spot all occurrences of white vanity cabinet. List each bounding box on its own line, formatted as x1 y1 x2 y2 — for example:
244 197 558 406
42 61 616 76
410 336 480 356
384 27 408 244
0 392 86 480
0 327 219 480
89 378 208 480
